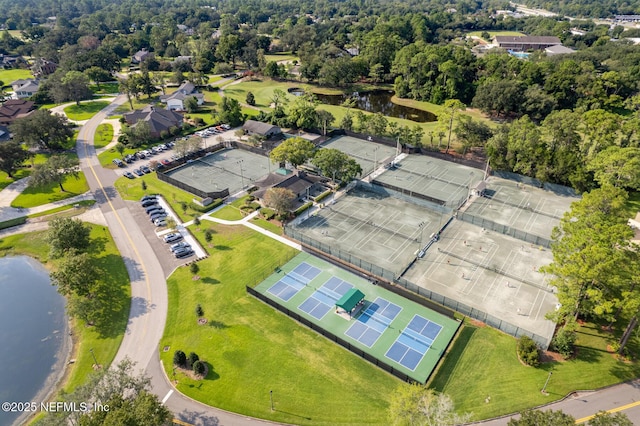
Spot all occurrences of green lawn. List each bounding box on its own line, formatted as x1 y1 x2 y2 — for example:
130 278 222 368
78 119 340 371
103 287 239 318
160 224 402 425
251 217 283 235
264 53 299 63
114 173 211 222
90 82 119 95
0 224 130 393
0 68 32 84
93 123 114 149
431 321 640 421
625 191 640 219
64 101 111 120
11 173 89 208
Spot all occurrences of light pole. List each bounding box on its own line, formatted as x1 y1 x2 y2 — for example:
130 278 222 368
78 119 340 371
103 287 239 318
237 160 245 189
270 390 274 411
541 371 552 394
373 146 379 173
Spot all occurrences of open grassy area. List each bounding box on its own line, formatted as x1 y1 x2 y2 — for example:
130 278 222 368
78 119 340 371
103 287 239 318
250 216 283 235
11 173 89 208
27 199 96 219
63 101 111 121
624 191 640 219
0 68 32 84
114 173 209 222
0 224 130 393
431 321 640 420
160 224 402 425
90 82 119 95
93 123 114 149
264 53 299 63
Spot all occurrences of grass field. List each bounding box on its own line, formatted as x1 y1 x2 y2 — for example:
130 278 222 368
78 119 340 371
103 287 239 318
430 320 640 420
161 224 403 425
264 53 299 63
0 68 32 84
93 123 114 149
11 173 89 208
90 82 119 95
250 216 283 235
64 101 110 120
0 224 130 394
209 195 251 221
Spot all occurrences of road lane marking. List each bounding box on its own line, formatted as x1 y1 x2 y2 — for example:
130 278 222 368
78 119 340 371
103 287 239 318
161 389 173 404
575 399 640 423
79 104 153 340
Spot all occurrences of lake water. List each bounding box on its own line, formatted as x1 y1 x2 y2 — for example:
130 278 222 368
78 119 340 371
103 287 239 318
0 256 68 426
290 88 437 122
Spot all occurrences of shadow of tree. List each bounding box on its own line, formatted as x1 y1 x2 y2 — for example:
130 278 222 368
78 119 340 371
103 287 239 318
175 409 219 426
201 277 219 285
213 245 231 251
208 320 229 330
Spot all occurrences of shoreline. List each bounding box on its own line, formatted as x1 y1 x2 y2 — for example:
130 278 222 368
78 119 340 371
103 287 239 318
15 317 74 426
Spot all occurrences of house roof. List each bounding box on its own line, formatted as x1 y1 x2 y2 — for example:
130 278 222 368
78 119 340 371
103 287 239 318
0 99 36 125
243 120 281 135
494 36 561 45
336 288 365 312
545 45 576 55
159 82 203 103
124 106 182 135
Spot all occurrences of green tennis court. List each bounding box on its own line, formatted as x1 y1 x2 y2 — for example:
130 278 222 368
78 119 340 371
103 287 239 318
252 252 460 383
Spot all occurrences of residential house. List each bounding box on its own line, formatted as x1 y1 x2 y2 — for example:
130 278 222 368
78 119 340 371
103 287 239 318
31 58 58 77
159 81 204 111
493 36 562 51
242 120 282 138
0 55 24 69
124 106 183 138
0 99 37 126
131 48 152 64
10 79 40 99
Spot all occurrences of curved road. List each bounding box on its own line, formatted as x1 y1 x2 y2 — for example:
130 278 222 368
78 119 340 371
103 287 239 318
76 96 274 426
75 97 640 426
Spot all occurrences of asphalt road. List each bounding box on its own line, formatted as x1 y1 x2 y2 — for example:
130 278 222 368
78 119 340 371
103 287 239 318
75 96 272 426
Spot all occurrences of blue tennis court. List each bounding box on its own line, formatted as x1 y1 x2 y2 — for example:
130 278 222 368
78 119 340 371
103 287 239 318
385 315 443 370
345 297 402 347
299 276 354 320
267 262 321 302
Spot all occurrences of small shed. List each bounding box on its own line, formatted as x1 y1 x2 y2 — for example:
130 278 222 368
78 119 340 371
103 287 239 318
335 288 365 317
243 120 282 138
472 181 487 197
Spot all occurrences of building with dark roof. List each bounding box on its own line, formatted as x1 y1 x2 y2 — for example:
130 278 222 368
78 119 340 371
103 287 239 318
0 99 36 126
10 79 40 99
242 120 282 138
253 168 327 211
124 106 183 138
494 36 561 51
159 81 204 111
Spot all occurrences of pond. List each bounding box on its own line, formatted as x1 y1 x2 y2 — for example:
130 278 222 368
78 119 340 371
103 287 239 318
0 256 68 426
289 88 437 122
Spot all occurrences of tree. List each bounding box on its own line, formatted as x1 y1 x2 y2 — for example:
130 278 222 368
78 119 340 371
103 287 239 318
269 136 315 168
453 116 493 154
84 66 111 90
588 147 640 190
508 409 574 425
246 91 255 106
190 262 200 277
184 95 199 113
41 359 171 426
312 148 362 182
218 97 244 127
287 92 318 129
29 154 80 192
264 187 296 216
316 109 334 136
204 230 213 244
118 77 135 109
46 217 91 258
115 142 126 158
50 251 100 297
10 110 73 150
192 360 206 376
437 99 465 153
516 335 539 366
388 384 469 426
0 141 32 178
188 352 199 365
173 350 187 367
61 70 92 105
587 411 633 426
195 304 204 317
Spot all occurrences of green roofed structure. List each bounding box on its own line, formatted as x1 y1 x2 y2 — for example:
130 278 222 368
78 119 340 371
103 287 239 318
336 288 365 317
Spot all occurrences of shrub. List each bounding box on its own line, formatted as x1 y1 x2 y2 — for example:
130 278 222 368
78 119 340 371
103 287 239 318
190 262 200 275
173 350 186 367
195 304 204 317
260 208 276 220
314 190 332 203
517 335 540 367
188 352 200 365
294 201 313 216
193 360 206 376
551 328 576 358
246 91 255 106
193 217 201 226
204 230 213 243
141 181 147 191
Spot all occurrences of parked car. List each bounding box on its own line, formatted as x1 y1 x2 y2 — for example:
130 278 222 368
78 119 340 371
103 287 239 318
165 141 175 148
124 155 134 163
170 241 191 252
141 199 158 208
123 171 135 179
136 151 146 159
140 165 151 174
133 168 144 176
163 232 183 243
145 205 164 214
154 218 167 227
151 146 163 154
174 247 194 258
112 158 125 167
160 159 171 166
140 195 157 202
221 124 230 130
150 212 167 222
